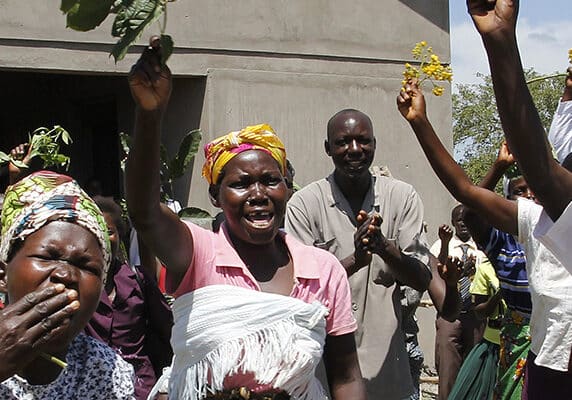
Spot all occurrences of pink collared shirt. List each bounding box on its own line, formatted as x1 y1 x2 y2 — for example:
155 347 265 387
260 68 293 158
170 221 357 337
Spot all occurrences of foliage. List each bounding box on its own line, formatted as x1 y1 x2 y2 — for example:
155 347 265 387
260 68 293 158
403 41 453 97
0 126 72 170
60 0 174 63
120 129 202 200
453 69 564 187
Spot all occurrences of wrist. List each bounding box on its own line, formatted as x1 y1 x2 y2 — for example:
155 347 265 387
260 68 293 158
354 251 372 268
409 115 430 129
493 158 512 170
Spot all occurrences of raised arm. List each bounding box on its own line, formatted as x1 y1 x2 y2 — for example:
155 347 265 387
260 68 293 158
397 81 518 236
8 143 33 185
427 254 462 322
125 38 193 285
467 0 572 220
479 141 514 191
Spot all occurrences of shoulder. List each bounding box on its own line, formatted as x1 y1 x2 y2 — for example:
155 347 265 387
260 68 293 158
289 178 329 205
375 175 417 194
182 219 217 241
517 198 543 233
284 232 346 279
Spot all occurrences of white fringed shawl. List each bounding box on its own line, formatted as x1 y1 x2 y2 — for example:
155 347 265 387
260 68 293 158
150 285 329 400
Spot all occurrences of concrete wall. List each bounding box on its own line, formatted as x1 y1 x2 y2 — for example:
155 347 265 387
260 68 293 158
1 0 454 365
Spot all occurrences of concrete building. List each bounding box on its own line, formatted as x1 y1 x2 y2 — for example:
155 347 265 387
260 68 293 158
1 0 454 372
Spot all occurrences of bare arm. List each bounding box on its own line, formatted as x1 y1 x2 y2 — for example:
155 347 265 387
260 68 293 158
125 38 193 286
8 143 33 185
479 141 514 191
397 81 518 236
437 224 453 265
468 0 572 220
137 233 162 282
427 254 461 321
473 292 502 320
323 333 367 400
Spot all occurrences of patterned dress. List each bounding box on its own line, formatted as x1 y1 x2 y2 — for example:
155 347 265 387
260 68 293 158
483 228 531 400
0 334 135 399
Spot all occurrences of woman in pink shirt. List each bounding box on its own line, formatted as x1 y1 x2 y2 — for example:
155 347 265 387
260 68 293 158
125 38 366 400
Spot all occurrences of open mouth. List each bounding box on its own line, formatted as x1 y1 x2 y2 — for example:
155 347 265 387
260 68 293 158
245 211 274 229
346 160 367 170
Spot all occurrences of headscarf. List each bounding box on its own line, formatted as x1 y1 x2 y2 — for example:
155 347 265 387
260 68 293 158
202 124 286 185
0 171 111 276
502 163 523 198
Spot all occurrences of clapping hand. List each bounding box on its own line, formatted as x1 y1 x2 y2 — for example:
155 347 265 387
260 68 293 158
438 224 454 244
438 256 463 287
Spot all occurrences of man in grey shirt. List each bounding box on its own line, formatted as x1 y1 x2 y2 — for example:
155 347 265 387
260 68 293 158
285 109 431 399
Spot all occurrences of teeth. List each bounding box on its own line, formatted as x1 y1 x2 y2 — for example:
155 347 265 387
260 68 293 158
246 212 272 228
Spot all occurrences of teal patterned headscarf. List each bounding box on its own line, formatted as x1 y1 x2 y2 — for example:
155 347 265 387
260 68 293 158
0 171 111 276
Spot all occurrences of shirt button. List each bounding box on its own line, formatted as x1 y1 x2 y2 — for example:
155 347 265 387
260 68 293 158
352 302 358 311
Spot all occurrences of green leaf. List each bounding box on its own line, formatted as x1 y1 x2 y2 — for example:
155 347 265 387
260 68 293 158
61 0 80 13
10 159 29 169
160 34 174 65
170 129 202 179
110 0 164 62
59 126 73 145
66 0 115 32
178 207 212 219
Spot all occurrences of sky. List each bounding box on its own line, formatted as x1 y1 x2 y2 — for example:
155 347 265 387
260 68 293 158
449 1 571 87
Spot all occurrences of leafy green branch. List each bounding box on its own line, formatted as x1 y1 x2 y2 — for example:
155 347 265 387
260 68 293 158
120 129 212 223
0 126 72 170
60 0 175 63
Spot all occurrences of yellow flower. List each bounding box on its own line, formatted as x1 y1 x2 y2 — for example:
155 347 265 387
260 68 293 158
432 86 445 96
569 48 572 63
402 41 453 97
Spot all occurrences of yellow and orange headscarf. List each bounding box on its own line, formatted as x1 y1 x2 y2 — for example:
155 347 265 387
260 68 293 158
202 124 286 185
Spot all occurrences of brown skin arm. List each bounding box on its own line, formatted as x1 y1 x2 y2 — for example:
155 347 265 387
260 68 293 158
125 38 192 287
473 292 503 320
427 254 461 321
397 81 518 237
437 224 453 265
137 233 162 282
323 333 367 399
480 141 515 192
467 0 572 221
464 142 515 247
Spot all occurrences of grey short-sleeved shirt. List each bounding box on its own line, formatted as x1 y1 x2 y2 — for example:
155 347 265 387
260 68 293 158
285 171 430 399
